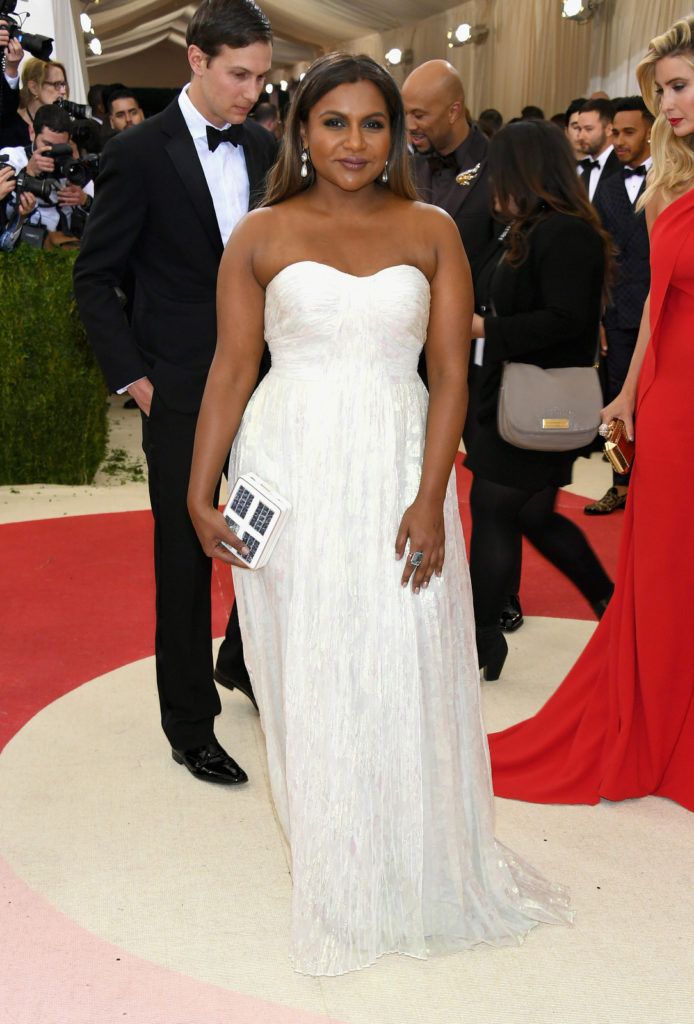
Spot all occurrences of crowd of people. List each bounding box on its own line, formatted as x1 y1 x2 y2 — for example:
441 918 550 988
7 0 693 979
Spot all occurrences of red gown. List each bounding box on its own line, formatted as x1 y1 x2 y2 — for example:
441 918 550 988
488 188 694 812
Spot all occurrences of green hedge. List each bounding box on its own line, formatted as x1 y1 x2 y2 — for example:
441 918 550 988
0 247 108 484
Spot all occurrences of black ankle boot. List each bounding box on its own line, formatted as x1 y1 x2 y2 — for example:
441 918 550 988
476 627 508 682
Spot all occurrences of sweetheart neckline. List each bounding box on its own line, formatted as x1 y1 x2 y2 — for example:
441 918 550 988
266 260 431 291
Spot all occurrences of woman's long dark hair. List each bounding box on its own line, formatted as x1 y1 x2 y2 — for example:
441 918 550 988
488 120 613 298
262 52 417 205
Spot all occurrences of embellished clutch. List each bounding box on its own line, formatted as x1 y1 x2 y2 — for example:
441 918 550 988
603 419 635 474
221 473 291 569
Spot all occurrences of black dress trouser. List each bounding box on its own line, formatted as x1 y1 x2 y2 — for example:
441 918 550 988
141 396 246 750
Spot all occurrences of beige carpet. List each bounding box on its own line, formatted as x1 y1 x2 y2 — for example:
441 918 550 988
1 625 692 1024
2 398 692 1023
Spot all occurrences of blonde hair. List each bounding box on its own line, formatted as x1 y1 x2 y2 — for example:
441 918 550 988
636 15 694 207
19 58 69 108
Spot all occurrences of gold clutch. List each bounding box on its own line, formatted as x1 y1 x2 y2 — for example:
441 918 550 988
603 419 635 474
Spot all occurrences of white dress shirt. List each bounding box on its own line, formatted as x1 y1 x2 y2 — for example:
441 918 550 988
623 156 652 206
177 83 249 246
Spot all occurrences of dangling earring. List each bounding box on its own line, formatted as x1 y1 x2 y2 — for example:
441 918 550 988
300 148 310 179
381 161 389 183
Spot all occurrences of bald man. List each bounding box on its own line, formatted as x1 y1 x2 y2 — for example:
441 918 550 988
401 61 524 634
401 60 493 279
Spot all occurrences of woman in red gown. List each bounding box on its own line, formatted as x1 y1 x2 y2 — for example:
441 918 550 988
489 16 694 813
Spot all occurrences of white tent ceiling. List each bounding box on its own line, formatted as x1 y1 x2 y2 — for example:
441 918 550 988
84 0 461 69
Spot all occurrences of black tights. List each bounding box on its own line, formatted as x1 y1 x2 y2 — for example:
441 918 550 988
469 476 612 630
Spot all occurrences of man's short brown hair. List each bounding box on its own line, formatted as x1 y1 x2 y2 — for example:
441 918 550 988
186 0 272 58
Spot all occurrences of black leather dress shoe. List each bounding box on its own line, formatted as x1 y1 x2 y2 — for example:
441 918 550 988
499 594 524 633
213 666 258 711
171 740 248 784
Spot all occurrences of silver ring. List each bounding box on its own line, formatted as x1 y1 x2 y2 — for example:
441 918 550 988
598 422 611 438
410 550 424 567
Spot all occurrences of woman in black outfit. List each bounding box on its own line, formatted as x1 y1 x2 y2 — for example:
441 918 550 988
466 120 614 680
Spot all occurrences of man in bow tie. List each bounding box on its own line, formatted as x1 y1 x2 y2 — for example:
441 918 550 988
576 97 621 203
585 96 653 517
74 0 277 785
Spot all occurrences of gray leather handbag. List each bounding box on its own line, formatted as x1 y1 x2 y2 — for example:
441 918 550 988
497 361 602 452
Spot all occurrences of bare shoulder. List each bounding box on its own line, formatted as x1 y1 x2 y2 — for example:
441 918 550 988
397 199 463 256
407 199 459 236
222 206 282 275
227 205 278 246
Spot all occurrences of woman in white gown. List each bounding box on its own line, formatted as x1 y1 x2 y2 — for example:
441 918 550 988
188 53 572 976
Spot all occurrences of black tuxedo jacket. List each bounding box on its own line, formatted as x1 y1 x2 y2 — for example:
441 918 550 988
594 170 650 331
592 148 622 206
73 100 277 413
412 125 493 282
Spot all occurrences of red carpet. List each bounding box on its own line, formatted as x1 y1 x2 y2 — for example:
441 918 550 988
0 459 622 752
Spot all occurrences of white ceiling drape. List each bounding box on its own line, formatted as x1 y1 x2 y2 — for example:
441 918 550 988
64 0 694 114
14 0 87 101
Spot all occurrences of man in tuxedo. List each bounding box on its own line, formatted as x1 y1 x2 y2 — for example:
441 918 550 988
74 0 277 785
585 96 653 516
577 97 621 202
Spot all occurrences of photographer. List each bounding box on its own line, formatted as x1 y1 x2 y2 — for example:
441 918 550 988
0 104 94 240
0 158 35 249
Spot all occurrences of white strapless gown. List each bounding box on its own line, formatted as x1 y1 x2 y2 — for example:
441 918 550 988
229 262 572 976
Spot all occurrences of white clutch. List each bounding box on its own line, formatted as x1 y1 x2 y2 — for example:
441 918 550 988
221 472 291 570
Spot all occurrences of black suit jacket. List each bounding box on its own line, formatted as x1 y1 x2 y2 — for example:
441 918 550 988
594 171 650 331
412 125 493 282
73 100 277 413
591 148 622 205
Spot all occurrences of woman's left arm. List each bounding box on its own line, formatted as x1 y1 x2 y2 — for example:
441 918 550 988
395 210 472 592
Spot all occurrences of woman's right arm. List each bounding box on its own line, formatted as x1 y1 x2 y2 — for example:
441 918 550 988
187 214 267 567
602 191 665 440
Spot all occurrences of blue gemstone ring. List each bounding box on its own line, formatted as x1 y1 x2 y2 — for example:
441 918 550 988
409 551 424 567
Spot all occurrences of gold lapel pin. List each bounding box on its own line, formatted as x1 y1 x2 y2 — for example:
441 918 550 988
456 162 481 186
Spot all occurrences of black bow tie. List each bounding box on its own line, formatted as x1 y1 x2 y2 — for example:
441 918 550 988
622 164 648 178
427 151 458 173
579 157 600 174
206 123 245 151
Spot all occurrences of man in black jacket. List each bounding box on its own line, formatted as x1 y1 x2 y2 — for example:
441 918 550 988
402 60 492 283
74 0 277 785
401 62 523 631
577 97 621 203
585 97 653 516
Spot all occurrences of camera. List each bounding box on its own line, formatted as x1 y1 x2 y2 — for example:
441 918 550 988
55 97 92 120
0 1 53 61
41 143 99 188
0 153 51 198
14 167 58 200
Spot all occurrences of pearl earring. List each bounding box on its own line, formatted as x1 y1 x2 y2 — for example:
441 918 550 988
381 161 389 183
300 148 310 178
